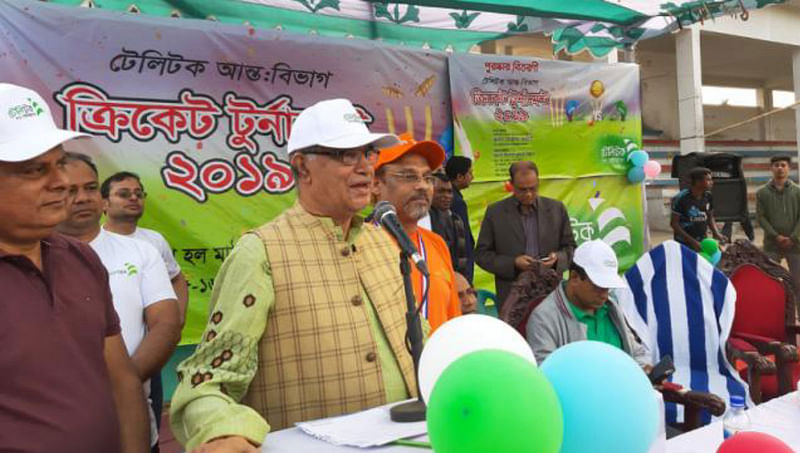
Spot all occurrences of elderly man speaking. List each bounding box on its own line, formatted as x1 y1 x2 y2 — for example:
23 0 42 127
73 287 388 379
170 99 420 452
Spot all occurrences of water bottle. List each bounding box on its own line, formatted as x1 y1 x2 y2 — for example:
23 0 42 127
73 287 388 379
722 395 750 439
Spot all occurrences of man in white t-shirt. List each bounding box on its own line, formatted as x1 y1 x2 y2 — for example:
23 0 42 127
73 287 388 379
100 170 190 448
57 153 180 451
100 171 189 326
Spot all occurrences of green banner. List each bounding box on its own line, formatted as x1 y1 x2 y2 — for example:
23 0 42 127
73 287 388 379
449 54 642 180
2 2 648 344
463 177 645 292
449 53 645 284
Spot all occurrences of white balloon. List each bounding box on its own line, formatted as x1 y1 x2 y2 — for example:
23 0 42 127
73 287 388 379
418 314 536 403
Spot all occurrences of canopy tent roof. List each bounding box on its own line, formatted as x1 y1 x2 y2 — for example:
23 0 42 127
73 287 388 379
45 0 786 57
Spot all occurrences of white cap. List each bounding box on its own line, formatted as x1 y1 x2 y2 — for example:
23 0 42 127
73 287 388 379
573 240 627 289
287 98 398 154
0 83 89 162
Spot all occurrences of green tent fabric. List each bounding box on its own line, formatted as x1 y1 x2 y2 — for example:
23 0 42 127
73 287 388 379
371 0 649 24
43 0 787 57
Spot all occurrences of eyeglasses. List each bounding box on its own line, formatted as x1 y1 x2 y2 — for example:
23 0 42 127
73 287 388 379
384 171 436 186
302 146 379 166
114 189 147 200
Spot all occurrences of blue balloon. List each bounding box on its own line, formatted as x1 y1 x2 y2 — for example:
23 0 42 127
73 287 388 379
565 100 580 120
541 341 659 453
711 250 722 266
627 150 649 167
627 166 646 183
437 125 454 159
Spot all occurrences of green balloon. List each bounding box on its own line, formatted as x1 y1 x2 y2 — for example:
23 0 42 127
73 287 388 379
700 238 719 256
700 251 712 263
427 350 563 453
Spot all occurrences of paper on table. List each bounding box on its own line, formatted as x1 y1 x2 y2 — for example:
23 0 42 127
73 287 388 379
295 401 428 448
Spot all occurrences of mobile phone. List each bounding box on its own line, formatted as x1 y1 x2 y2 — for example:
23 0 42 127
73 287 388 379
539 254 551 260
648 355 675 384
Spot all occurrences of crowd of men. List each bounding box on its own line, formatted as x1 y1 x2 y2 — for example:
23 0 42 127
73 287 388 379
4 82 799 453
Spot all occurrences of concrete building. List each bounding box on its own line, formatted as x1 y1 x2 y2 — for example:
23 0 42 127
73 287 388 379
481 0 800 234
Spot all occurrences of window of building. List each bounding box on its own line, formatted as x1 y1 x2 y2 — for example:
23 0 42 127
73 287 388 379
772 90 796 108
702 86 758 107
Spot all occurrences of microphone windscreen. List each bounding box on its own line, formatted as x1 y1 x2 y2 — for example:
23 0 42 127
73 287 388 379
373 200 397 220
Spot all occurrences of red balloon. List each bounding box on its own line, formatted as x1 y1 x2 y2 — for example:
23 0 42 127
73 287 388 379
717 432 795 453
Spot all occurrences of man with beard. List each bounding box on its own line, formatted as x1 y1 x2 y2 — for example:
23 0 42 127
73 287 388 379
100 171 189 438
372 132 461 332
57 153 180 452
101 172 189 326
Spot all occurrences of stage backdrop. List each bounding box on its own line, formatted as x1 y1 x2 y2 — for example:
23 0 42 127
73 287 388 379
1 1 644 342
448 53 645 291
0 0 451 343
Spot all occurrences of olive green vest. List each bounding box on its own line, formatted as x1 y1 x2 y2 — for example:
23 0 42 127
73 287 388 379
243 204 417 430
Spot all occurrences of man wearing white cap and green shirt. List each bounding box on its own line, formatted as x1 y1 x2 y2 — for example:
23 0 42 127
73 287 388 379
0 83 150 452
171 99 420 452
526 240 651 370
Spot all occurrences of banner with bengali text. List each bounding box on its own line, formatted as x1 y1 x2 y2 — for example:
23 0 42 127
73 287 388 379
0 1 451 343
1 1 646 343
449 54 645 290
449 53 643 180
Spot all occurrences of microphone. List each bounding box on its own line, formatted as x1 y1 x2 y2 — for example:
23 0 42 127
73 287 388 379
375 200 428 422
373 201 430 277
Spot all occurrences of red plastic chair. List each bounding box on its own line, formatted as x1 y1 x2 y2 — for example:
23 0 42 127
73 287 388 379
730 264 800 400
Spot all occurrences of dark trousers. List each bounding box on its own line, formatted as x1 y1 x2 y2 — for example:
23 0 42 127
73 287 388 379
150 372 163 453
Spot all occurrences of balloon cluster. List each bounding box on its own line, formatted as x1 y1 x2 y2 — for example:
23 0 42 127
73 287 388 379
420 315 560 453
700 238 722 266
421 315 660 453
625 142 661 183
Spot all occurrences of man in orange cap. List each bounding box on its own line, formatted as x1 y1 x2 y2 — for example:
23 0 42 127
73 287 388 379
372 132 461 332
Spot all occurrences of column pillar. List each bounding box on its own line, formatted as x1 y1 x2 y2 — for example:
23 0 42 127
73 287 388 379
757 86 773 141
675 27 705 154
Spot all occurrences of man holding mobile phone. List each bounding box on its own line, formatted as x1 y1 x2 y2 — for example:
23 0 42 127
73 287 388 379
475 161 576 309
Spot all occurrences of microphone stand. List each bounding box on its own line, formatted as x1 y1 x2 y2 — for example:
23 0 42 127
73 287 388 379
389 250 427 422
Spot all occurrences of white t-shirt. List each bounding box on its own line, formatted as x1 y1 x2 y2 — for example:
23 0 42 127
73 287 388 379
128 227 182 279
90 229 176 354
90 229 176 446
